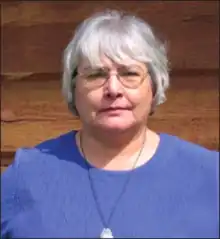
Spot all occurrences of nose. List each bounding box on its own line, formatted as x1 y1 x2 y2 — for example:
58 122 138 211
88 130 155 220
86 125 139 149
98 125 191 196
103 74 123 99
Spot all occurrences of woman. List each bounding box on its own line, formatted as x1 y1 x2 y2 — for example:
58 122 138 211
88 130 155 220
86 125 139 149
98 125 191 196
1 10 219 238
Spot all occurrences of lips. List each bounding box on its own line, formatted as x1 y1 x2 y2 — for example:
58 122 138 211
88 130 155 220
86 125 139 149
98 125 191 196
99 107 131 112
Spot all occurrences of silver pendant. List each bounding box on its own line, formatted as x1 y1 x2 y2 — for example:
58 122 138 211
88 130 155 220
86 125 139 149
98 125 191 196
100 228 114 238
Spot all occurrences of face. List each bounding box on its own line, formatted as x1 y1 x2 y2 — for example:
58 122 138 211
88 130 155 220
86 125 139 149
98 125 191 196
75 55 153 132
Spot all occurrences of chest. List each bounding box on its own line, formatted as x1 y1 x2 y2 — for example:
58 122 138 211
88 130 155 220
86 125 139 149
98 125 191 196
9 171 216 238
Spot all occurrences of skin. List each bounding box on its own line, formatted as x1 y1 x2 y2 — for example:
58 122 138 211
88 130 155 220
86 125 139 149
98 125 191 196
74 55 160 170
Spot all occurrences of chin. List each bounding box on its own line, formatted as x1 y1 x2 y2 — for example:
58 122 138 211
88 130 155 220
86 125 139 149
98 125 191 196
94 118 135 132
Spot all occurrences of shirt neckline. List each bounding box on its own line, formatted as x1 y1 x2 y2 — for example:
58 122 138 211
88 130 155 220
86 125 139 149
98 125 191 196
68 130 177 176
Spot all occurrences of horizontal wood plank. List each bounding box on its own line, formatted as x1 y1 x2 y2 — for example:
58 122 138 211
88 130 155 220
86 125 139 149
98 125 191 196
1 73 219 165
1 115 219 167
2 1 219 73
1 117 218 151
2 1 218 26
1 73 219 120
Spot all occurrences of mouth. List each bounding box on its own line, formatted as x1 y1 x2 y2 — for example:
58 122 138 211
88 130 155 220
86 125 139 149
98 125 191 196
99 107 131 113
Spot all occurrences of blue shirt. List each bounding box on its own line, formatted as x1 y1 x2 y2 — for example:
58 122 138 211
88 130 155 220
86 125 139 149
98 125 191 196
1 131 219 238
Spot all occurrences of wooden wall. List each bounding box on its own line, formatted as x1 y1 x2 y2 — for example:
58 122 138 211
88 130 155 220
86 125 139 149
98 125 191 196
1 1 219 171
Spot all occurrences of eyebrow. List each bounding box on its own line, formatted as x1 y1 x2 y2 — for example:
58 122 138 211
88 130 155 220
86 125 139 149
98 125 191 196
81 65 104 71
81 64 142 71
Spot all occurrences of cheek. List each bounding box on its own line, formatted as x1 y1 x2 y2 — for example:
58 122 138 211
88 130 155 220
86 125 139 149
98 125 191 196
75 86 88 115
75 86 101 114
128 86 153 115
84 89 104 113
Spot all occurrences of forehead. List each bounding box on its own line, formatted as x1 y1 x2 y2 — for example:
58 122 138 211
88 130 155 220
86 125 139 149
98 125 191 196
78 55 146 71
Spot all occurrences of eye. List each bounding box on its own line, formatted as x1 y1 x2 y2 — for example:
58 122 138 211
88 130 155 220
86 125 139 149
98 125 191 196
126 71 139 76
87 71 107 78
120 71 140 77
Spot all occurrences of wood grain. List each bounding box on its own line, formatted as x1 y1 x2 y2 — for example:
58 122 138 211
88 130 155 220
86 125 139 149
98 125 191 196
1 73 219 121
1 73 219 167
1 1 219 170
1 110 219 163
1 116 218 151
1 116 219 167
2 1 219 73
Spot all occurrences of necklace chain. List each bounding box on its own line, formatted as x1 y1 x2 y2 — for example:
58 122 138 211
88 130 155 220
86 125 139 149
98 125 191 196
79 128 147 237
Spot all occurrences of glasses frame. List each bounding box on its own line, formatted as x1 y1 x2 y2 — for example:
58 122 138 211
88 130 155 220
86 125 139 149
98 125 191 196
74 65 149 89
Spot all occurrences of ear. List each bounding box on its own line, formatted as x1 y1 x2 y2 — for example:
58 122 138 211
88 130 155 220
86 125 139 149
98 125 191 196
148 77 156 116
68 69 80 117
70 84 80 117
149 108 155 116
71 68 78 79
149 95 156 116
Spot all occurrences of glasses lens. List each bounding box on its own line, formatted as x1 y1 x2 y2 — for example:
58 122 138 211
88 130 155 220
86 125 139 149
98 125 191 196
80 65 145 89
83 69 108 87
118 66 144 88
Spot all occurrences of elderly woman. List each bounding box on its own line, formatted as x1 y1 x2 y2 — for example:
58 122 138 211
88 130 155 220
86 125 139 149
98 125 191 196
1 10 219 238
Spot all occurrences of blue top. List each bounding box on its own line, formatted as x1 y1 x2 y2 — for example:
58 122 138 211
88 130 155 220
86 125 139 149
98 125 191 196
1 131 219 238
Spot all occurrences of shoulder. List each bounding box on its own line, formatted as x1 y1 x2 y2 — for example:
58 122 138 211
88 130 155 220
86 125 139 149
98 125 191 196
159 133 219 188
161 133 219 166
1 131 77 236
159 133 219 196
36 130 76 153
12 130 77 168
159 134 219 236
1 130 79 186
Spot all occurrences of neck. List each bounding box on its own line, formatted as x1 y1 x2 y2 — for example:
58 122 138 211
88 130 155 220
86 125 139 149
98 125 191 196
76 124 149 170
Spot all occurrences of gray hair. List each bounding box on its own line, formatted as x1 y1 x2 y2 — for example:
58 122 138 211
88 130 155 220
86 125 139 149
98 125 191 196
62 10 170 116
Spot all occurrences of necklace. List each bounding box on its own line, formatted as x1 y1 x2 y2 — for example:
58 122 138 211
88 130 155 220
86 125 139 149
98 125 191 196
79 129 147 238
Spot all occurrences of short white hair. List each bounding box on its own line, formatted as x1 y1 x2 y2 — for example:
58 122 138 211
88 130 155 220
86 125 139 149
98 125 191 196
62 9 170 115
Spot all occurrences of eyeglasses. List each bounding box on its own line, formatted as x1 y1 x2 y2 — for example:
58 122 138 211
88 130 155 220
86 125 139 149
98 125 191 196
76 65 148 89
